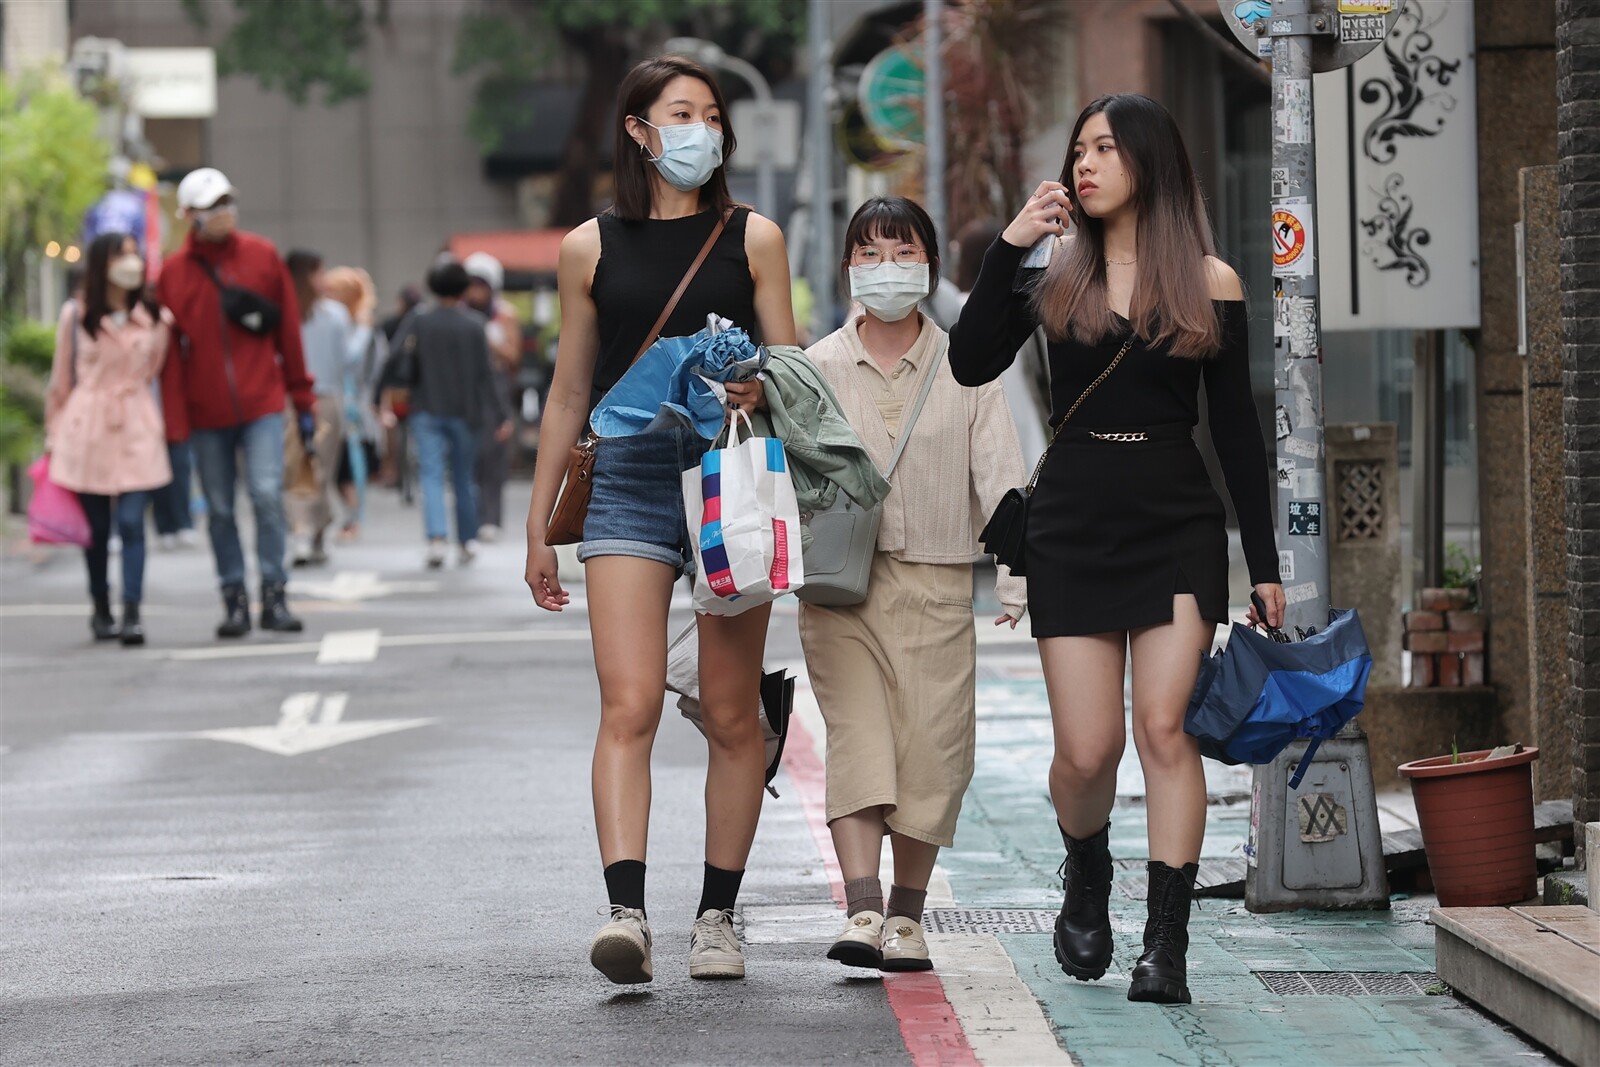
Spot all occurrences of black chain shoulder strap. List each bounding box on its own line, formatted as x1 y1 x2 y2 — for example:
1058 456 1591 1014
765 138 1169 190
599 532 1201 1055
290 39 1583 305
1024 333 1136 492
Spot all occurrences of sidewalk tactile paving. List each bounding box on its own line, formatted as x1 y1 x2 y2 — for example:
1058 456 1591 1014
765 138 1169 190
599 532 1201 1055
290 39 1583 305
1254 971 1442 996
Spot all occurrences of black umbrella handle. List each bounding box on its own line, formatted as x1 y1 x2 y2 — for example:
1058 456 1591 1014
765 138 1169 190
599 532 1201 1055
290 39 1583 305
1250 591 1292 643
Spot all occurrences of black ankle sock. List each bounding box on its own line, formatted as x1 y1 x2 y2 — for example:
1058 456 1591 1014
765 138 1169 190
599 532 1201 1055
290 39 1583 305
886 884 927 924
603 859 647 915
844 876 884 917
697 862 744 915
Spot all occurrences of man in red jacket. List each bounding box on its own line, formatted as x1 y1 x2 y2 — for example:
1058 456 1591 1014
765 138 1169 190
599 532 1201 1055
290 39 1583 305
159 168 316 637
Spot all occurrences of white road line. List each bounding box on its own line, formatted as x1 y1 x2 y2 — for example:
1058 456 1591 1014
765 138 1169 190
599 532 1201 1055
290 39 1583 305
317 629 382 664
277 692 320 731
317 692 348 726
164 627 592 662
168 642 322 661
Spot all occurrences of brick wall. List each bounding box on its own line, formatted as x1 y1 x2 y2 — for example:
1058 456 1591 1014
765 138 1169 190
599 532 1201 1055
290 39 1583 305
1558 0 1600 859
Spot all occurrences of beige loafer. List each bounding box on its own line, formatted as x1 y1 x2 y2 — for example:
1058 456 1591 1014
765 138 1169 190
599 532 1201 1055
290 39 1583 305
880 915 933 972
827 910 884 969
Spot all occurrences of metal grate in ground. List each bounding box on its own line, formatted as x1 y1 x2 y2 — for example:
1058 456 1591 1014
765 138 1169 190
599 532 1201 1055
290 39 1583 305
1255 971 1441 996
923 908 1056 934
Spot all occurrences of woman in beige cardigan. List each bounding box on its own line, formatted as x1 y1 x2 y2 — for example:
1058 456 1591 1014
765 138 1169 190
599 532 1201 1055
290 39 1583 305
801 197 1027 973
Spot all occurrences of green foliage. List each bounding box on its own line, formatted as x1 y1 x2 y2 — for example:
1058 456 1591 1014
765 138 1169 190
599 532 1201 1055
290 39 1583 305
0 67 109 326
4 320 56 377
199 0 374 105
1442 544 1481 609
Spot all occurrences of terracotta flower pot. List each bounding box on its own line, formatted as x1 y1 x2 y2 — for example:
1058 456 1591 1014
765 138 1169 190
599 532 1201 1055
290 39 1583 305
1397 746 1539 907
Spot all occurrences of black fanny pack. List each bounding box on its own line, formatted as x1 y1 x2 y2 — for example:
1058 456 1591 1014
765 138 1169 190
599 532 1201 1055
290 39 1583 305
197 257 281 337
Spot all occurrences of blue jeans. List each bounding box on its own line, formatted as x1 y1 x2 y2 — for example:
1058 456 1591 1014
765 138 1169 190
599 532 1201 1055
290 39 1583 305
412 411 478 543
150 440 195 535
190 412 288 588
78 491 148 603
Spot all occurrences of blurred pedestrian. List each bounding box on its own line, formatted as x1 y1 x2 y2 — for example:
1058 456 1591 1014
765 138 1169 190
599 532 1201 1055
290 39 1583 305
948 94 1285 1006
376 284 422 495
285 250 351 566
44 232 171 645
463 252 521 542
385 259 509 568
158 167 313 637
802 198 1026 974
522 56 797 985
323 266 386 542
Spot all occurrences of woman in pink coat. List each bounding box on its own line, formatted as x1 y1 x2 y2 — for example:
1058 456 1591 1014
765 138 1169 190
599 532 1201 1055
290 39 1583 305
45 232 172 645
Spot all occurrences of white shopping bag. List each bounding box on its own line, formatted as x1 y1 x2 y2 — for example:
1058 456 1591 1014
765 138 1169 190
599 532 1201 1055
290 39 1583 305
682 410 806 616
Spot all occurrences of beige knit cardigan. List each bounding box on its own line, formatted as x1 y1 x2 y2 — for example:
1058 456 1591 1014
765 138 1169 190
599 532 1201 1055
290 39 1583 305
806 315 1028 618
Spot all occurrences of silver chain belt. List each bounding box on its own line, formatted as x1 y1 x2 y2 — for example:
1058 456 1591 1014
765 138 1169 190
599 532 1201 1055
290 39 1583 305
1088 431 1150 443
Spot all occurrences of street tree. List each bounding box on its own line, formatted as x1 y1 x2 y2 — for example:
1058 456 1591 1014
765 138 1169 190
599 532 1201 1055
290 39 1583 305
183 0 803 226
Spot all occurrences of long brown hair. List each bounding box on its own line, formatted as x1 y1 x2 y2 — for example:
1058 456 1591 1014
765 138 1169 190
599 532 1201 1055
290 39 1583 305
609 56 738 223
286 249 323 324
1033 94 1221 358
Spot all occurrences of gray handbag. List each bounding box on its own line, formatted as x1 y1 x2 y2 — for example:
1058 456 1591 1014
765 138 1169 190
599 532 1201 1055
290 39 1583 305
796 346 943 606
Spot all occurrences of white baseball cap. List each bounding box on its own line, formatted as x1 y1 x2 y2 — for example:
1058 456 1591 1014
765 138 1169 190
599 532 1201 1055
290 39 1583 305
463 251 504 292
175 167 237 216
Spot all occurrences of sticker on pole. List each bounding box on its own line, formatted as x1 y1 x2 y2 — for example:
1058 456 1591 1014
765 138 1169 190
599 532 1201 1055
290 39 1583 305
1340 13 1387 42
1272 199 1314 277
1336 0 1393 12
1287 501 1323 537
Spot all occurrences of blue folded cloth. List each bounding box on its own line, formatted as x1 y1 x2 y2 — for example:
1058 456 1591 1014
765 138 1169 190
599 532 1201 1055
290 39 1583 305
591 315 768 440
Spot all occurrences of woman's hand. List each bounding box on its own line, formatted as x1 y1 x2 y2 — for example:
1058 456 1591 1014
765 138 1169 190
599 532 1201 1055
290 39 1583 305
1002 181 1073 249
525 541 570 612
994 611 1019 630
724 376 765 416
1247 583 1287 630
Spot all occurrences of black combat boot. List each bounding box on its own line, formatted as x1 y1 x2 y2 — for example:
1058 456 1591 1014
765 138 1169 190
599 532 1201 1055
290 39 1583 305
259 581 303 633
216 585 252 639
119 601 145 647
1127 860 1200 1004
1053 822 1115 980
90 594 120 641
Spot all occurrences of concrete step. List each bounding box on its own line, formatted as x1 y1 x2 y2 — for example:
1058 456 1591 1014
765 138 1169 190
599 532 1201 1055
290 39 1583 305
1433 905 1600 1065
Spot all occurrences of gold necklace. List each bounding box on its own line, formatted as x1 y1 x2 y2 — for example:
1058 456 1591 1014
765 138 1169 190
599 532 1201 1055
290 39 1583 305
1105 256 1137 266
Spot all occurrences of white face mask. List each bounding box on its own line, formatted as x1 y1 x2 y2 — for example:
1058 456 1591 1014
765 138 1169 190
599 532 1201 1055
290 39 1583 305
108 254 145 292
641 120 724 192
849 262 929 322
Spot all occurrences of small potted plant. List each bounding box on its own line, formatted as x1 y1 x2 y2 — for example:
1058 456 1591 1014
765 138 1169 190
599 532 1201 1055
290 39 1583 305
1397 742 1540 907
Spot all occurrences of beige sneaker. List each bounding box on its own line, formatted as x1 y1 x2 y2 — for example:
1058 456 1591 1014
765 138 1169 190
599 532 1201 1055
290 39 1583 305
826 910 884 969
688 908 745 979
880 915 933 972
590 906 653 985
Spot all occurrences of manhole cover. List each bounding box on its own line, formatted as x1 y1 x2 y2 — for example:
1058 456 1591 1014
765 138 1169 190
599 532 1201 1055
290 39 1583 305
1255 971 1440 996
923 909 1055 934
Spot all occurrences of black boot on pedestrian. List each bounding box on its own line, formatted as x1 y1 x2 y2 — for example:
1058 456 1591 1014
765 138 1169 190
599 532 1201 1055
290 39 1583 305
259 581 303 633
216 585 252 639
1127 860 1200 1005
120 601 145 647
1053 821 1114 981
90 595 120 641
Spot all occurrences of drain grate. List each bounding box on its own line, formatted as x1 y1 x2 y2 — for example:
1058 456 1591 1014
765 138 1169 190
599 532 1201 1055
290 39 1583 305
923 908 1055 934
1255 971 1440 996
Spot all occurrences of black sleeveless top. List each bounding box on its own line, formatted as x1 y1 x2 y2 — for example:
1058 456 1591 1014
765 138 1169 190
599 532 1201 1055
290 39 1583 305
589 206 757 409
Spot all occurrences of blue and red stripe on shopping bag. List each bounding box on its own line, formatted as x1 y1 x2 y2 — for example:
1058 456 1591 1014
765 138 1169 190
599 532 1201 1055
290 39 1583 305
696 439 793 601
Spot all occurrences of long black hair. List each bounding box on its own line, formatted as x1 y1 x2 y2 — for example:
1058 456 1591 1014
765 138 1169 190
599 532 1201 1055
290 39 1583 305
82 232 156 339
608 56 738 223
840 196 942 284
286 249 324 324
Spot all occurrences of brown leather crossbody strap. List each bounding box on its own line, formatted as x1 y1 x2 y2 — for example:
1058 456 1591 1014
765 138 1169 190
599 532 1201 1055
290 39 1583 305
632 209 732 363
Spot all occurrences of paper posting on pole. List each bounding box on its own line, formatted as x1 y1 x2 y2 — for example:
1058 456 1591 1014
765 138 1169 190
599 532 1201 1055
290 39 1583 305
1314 0 1479 330
1275 79 1313 145
1271 198 1315 278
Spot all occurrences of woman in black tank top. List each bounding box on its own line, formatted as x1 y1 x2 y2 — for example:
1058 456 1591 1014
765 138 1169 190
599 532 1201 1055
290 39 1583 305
523 56 796 986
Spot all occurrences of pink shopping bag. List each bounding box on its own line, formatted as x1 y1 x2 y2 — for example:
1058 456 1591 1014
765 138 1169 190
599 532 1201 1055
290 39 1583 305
26 455 92 547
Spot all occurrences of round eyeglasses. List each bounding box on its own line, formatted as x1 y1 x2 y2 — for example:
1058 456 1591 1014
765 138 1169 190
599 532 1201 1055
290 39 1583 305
850 245 927 268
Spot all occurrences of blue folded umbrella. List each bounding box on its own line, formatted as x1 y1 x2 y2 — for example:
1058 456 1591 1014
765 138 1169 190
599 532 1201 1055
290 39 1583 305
591 316 767 440
1185 603 1373 789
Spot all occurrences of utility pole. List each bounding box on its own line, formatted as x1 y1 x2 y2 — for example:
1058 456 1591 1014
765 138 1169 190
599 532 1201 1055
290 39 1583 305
1220 0 1400 912
806 0 834 340
923 0 946 258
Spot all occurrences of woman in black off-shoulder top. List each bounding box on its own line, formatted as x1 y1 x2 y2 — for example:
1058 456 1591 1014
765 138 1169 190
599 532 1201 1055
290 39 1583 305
948 93 1284 1007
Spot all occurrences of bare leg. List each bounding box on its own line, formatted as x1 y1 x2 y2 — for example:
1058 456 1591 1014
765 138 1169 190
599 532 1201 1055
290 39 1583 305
888 834 940 892
696 604 772 871
1038 633 1128 838
1129 595 1216 867
830 807 887 883
586 556 676 865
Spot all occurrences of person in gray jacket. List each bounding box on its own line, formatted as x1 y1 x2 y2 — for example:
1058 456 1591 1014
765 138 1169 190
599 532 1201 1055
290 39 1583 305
384 260 511 568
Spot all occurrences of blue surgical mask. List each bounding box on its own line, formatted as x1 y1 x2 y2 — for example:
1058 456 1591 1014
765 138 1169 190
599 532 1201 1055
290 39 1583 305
641 120 724 192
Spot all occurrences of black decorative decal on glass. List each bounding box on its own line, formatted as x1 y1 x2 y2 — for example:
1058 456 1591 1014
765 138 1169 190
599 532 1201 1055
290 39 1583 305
1360 175 1432 287
1359 0 1460 165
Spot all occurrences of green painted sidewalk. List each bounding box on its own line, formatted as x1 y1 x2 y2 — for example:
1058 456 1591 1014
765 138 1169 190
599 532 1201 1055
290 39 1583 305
943 646 1552 1066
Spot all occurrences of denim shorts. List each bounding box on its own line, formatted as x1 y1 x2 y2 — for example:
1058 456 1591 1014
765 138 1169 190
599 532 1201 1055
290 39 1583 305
578 426 711 577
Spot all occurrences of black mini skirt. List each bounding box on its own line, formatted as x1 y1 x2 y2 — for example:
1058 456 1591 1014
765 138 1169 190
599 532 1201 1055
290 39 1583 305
1024 425 1229 638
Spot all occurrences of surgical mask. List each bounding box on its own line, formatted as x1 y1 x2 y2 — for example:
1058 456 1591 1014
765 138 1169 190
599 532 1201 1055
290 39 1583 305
849 262 929 322
195 203 238 231
108 254 145 292
641 120 723 192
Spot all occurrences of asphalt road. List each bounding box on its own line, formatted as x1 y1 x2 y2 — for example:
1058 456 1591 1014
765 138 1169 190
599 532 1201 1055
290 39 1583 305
0 482 910 1065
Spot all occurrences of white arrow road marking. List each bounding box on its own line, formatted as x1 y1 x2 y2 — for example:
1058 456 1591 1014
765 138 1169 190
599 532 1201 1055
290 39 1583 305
190 692 434 756
294 570 441 602
165 628 592 662
317 629 382 664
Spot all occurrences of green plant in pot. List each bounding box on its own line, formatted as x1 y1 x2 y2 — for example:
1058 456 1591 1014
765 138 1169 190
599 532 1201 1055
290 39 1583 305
1397 743 1540 907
